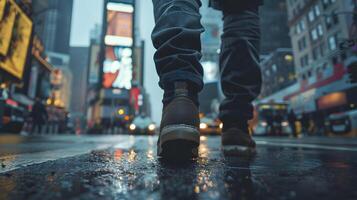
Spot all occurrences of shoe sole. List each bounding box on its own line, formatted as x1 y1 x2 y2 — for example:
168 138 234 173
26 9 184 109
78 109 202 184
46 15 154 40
222 145 257 157
158 124 200 159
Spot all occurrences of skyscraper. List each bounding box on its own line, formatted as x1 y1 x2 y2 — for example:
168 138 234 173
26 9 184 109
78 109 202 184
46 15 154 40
260 0 291 55
69 47 89 115
42 0 73 54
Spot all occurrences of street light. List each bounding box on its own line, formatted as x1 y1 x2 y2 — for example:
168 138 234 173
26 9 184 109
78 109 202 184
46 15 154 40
118 109 125 115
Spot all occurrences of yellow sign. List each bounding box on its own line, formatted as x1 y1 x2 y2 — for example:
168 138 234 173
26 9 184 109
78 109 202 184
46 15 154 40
0 1 16 56
0 0 33 79
0 0 5 20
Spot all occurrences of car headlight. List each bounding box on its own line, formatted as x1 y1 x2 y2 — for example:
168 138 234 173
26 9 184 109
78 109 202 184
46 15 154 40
219 123 223 129
148 124 156 131
281 121 289 127
200 123 208 130
261 121 268 127
129 124 136 131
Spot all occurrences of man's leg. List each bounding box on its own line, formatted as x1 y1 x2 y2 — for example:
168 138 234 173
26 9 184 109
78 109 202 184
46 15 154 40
219 3 262 156
151 0 204 159
152 0 204 105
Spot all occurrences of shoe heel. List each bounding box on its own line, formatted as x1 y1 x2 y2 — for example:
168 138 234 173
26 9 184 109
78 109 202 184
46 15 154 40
158 125 200 159
159 139 199 159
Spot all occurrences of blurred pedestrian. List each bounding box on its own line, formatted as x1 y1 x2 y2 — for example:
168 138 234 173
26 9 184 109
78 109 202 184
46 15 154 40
266 110 274 135
152 0 263 159
31 98 48 134
274 111 283 135
288 110 297 137
314 111 326 135
301 112 310 135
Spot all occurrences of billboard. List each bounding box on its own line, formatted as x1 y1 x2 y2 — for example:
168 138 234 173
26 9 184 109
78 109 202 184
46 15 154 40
102 2 134 89
0 0 6 20
0 0 16 56
105 2 133 47
103 46 133 89
317 92 347 110
0 0 33 79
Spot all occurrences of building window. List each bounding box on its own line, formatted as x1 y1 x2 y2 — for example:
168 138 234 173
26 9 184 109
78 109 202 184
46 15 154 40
323 0 335 9
311 29 318 41
332 10 339 24
272 64 277 72
300 54 309 67
317 24 324 36
308 70 312 77
298 36 307 51
325 16 332 29
305 55 309 66
300 20 305 30
314 5 320 17
312 47 318 60
296 20 305 34
265 70 271 77
300 57 304 67
296 24 301 34
328 35 337 50
308 10 315 22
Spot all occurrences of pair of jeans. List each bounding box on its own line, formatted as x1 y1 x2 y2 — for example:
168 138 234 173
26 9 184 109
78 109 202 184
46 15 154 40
151 0 262 123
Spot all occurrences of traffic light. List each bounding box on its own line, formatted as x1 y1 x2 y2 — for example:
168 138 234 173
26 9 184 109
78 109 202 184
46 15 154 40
348 63 357 83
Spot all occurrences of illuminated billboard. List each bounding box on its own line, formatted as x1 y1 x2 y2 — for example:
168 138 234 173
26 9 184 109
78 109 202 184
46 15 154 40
0 0 5 20
317 92 347 110
0 0 16 56
102 1 134 89
103 46 133 89
0 0 33 79
105 2 133 46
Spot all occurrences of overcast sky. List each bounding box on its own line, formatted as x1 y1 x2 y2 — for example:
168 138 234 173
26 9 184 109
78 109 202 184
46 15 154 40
70 0 104 47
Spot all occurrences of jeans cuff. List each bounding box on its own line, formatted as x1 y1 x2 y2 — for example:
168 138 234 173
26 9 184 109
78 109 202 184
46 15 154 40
162 90 199 107
159 71 203 93
219 110 253 123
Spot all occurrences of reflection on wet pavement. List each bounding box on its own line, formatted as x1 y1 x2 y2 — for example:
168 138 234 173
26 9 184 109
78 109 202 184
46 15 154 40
0 135 357 199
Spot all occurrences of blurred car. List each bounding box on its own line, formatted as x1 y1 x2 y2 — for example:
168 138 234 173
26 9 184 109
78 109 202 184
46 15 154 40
328 110 357 136
200 117 222 135
252 103 292 136
128 115 156 135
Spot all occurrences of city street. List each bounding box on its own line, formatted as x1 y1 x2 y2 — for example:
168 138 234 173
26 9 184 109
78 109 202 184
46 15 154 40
1 134 357 200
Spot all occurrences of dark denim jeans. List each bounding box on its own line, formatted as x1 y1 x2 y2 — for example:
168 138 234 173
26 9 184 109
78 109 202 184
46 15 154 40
152 0 262 123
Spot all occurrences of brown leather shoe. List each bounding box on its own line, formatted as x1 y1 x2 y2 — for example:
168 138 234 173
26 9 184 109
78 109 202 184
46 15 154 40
221 127 256 157
157 82 200 159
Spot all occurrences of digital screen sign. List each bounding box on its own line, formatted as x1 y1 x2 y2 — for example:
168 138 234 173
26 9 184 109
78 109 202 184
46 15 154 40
105 2 133 47
0 0 33 79
103 46 133 89
102 2 134 89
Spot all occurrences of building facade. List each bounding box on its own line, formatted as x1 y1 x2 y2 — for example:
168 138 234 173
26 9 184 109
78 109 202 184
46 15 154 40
260 48 296 98
282 0 357 114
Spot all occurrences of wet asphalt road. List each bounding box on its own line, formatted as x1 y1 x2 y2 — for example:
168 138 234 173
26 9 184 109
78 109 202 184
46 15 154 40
1 134 357 200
